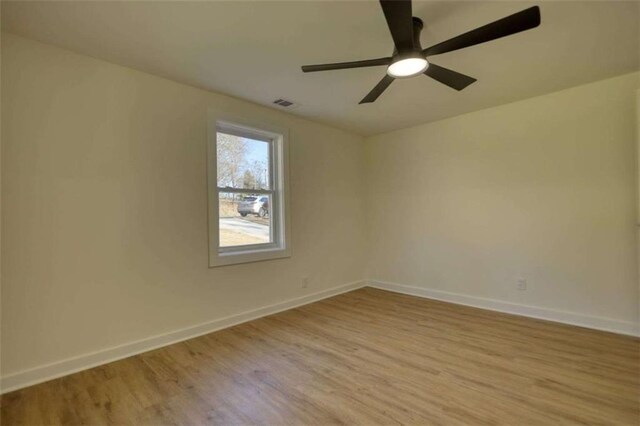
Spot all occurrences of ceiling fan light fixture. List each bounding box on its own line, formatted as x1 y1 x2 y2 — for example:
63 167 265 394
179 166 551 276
387 57 429 78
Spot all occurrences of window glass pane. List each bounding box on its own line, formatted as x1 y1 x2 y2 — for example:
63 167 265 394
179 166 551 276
219 192 272 247
216 132 270 190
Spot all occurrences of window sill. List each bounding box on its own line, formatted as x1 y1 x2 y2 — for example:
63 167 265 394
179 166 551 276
209 246 291 267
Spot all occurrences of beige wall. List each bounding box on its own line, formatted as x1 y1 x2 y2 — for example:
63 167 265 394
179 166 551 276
0 34 367 377
366 72 640 326
637 88 640 315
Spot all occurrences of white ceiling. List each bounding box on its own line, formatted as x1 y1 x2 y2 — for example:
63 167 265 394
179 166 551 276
2 1 639 136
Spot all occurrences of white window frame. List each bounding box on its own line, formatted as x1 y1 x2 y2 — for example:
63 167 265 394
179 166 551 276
207 111 291 267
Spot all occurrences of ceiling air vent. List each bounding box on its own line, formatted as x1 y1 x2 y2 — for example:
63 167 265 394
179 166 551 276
273 98 296 108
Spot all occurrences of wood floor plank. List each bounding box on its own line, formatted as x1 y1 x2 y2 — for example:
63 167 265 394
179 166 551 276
1 288 638 425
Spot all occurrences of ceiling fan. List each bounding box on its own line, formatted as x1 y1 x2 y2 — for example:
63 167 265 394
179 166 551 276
301 1 541 104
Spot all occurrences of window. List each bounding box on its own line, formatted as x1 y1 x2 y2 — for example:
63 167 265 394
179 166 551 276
208 114 290 267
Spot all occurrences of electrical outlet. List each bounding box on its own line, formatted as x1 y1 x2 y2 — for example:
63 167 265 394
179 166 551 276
302 277 310 288
517 278 527 291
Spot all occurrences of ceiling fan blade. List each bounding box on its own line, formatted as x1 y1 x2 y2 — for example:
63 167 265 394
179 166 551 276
379 0 415 53
359 75 395 104
301 57 392 73
423 6 541 57
424 63 476 91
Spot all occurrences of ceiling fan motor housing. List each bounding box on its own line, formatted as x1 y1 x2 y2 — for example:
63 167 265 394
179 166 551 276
386 17 429 79
393 17 425 58
411 17 424 50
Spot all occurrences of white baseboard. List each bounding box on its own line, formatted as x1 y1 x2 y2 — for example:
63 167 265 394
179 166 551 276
367 280 640 337
0 280 366 394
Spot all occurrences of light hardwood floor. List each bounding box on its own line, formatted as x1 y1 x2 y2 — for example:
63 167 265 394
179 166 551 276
1 288 639 425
